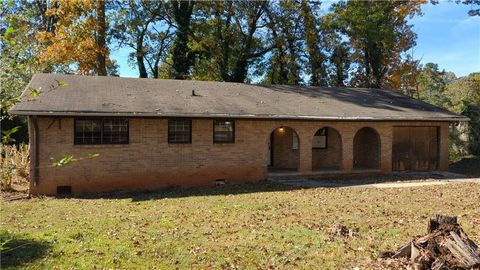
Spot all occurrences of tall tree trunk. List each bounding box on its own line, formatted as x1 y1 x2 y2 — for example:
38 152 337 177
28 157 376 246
331 44 349 87
231 33 253 83
136 52 148 78
95 0 107 76
35 0 57 33
152 57 160 79
300 1 327 86
215 3 233 82
136 30 148 78
364 46 372 87
231 4 264 83
171 0 195 80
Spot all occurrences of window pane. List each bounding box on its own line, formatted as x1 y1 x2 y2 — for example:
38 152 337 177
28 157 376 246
75 120 102 144
214 120 234 143
168 119 191 143
313 128 327 148
103 119 128 144
74 118 128 145
292 132 299 150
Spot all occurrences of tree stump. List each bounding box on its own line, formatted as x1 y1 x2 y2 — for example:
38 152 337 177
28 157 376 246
382 214 480 269
428 214 457 233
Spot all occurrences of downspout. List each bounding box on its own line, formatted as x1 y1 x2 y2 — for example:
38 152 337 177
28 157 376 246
32 115 40 186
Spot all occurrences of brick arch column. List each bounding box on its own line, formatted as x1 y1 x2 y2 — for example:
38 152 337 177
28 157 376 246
336 125 355 171
379 126 393 172
296 128 314 172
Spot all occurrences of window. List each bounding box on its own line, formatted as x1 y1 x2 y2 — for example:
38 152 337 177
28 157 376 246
103 119 129 144
313 128 327 149
74 118 128 145
214 120 234 143
292 132 299 150
168 119 191 144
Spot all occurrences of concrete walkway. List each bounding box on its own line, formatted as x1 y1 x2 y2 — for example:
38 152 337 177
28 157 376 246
269 172 480 189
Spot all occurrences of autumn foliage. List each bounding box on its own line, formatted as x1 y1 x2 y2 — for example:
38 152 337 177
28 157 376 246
36 0 109 75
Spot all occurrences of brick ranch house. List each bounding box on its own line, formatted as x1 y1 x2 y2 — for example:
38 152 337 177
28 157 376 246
10 73 468 195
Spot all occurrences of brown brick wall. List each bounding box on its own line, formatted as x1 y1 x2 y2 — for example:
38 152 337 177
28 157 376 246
29 117 450 195
312 127 342 170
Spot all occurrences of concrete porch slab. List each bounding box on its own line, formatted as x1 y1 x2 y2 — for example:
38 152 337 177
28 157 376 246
267 169 383 179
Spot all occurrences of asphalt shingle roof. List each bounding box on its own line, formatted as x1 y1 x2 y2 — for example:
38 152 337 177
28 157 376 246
10 73 467 121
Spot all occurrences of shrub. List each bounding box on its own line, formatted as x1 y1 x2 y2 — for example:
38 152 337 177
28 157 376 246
0 144 29 191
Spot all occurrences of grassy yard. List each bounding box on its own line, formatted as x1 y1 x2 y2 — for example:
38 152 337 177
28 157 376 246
1 182 479 269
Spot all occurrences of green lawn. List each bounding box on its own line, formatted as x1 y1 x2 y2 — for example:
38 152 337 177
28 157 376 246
1 182 479 269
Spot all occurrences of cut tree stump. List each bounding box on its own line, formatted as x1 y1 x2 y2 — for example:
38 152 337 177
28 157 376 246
443 231 480 268
428 214 457 233
381 214 480 270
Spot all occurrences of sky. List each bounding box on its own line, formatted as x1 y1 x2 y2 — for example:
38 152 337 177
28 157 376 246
111 2 480 78
410 2 480 77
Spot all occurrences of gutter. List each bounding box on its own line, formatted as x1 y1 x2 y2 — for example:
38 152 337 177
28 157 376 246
32 115 40 186
9 110 470 122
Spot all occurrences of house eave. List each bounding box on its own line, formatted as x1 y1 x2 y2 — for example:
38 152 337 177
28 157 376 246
9 110 470 122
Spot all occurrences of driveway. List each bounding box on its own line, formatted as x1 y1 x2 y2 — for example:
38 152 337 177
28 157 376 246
269 171 480 189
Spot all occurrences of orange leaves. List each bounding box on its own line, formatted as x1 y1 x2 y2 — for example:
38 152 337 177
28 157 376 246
36 0 107 74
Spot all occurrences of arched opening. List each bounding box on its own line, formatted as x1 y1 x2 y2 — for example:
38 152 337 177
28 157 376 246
268 126 300 172
353 127 381 170
312 127 342 171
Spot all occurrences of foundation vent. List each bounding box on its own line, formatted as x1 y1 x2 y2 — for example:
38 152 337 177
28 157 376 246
215 179 226 186
57 186 72 196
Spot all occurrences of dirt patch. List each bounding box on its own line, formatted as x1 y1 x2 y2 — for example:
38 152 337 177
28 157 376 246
331 224 360 238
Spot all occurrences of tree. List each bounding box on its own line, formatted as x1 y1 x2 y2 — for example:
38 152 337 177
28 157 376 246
445 73 480 155
95 0 107 76
300 0 328 86
329 42 351 87
111 0 173 78
262 1 303 85
416 63 449 107
190 1 272 83
1 0 57 143
36 0 113 75
227 1 271 83
331 0 422 88
415 65 479 157
169 0 195 79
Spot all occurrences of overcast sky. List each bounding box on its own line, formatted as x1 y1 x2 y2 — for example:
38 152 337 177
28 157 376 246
111 2 480 78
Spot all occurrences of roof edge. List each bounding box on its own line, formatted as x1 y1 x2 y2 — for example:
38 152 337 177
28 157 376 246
9 110 470 122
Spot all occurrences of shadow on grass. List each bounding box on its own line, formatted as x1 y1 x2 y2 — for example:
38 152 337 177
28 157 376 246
55 171 478 201
0 232 51 269
75 181 297 202
449 156 480 177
